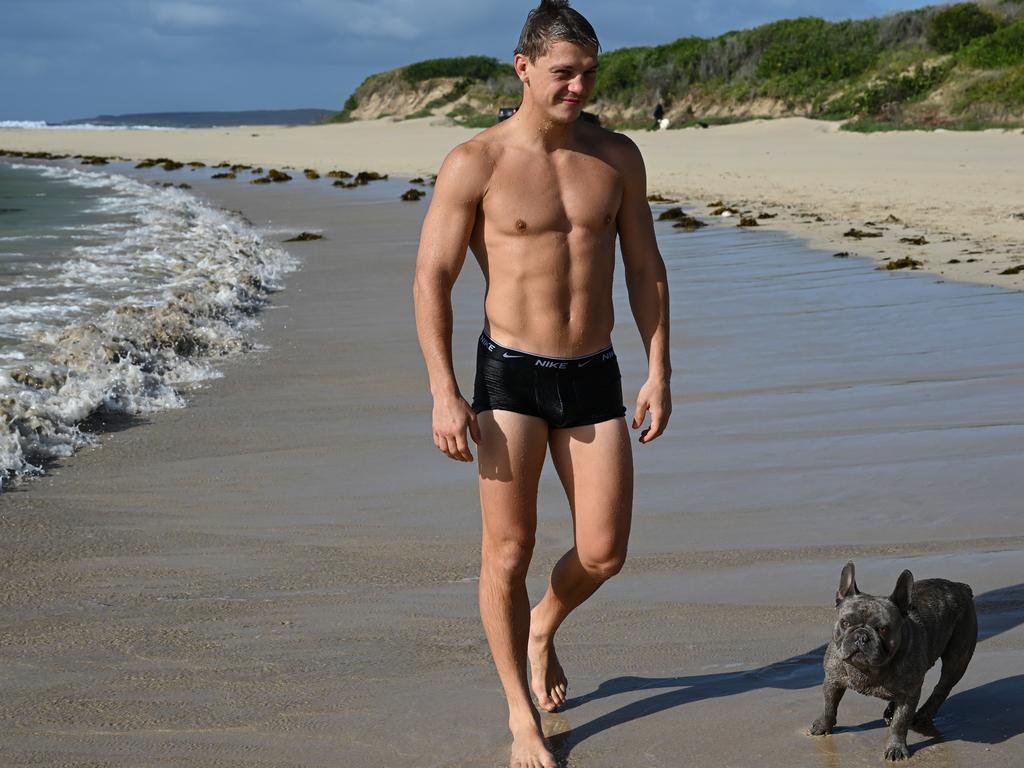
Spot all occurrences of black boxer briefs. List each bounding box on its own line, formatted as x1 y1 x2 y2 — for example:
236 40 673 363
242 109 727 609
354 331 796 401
472 331 626 429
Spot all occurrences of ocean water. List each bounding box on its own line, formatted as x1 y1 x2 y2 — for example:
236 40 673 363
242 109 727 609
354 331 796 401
0 162 295 483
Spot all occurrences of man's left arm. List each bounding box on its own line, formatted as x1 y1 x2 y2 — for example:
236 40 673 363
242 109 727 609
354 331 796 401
615 136 672 444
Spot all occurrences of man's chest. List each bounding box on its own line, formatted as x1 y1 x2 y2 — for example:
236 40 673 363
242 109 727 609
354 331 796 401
481 153 622 237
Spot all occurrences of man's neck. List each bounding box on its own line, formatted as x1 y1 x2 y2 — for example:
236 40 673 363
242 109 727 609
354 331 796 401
512 99 577 152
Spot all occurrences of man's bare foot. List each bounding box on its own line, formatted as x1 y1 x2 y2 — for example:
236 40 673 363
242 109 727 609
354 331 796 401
510 714 558 768
528 631 568 712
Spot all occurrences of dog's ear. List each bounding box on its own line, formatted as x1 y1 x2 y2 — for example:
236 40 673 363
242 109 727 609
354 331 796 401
889 570 914 616
836 561 860 606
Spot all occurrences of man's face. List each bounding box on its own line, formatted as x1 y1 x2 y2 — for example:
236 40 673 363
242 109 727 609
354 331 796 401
516 40 599 123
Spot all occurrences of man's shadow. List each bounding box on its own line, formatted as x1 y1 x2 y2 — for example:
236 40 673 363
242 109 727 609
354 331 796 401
548 583 1024 759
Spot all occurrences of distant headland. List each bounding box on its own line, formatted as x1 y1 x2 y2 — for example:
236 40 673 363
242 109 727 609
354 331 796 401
57 109 336 129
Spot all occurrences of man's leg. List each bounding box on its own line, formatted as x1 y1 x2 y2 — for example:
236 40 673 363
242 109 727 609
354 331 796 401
528 417 633 711
476 409 557 768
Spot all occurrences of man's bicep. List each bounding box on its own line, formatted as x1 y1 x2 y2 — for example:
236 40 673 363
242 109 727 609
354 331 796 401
416 145 488 281
616 142 660 271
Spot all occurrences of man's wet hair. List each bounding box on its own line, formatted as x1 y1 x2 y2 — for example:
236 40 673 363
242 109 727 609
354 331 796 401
514 0 601 62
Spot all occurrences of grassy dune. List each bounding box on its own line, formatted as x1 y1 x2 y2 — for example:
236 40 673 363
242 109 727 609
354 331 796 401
331 2 1024 131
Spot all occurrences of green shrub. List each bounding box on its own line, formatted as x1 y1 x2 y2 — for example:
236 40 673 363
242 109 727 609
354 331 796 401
822 62 951 117
424 78 475 110
927 3 999 53
402 56 510 84
595 18 887 103
446 103 499 128
596 48 647 96
955 66 1024 110
959 20 1024 67
328 93 360 123
756 19 873 77
753 18 884 97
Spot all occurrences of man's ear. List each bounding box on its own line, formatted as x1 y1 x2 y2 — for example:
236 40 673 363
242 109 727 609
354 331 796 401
514 53 530 84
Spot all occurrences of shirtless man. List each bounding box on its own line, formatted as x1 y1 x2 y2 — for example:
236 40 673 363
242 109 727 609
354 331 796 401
413 2 671 766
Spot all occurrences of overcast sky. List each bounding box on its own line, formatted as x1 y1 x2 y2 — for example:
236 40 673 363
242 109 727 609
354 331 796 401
2 0 940 122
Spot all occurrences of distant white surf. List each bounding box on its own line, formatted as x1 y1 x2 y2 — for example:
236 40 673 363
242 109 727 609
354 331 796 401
0 120 172 130
0 163 296 482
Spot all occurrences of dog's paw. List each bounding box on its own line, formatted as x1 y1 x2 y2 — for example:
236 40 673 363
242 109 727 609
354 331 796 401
883 742 911 761
883 701 896 725
809 716 834 736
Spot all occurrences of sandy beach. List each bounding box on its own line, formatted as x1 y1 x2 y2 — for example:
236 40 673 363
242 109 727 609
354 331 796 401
1 151 1023 767
2 117 1023 290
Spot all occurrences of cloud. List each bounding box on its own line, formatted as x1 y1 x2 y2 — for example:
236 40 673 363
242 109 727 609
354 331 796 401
298 0 499 42
152 1 229 30
0 52 50 77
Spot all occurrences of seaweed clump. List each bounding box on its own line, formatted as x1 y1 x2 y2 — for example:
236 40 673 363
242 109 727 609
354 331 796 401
283 232 325 242
710 205 741 216
884 256 923 270
673 214 706 231
333 170 390 189
656 207 687 221
401 189 426 201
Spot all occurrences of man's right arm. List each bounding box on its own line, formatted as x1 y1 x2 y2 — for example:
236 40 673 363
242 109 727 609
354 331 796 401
412 142 491 462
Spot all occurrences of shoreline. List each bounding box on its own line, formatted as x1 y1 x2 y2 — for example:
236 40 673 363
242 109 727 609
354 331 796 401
2 116 1023 291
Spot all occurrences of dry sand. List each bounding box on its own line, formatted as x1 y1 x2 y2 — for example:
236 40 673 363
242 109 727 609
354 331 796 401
2 116 1023 289
1 163 1022 766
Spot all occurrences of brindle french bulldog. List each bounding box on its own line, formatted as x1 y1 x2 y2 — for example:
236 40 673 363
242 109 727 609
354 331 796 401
810 561 977 761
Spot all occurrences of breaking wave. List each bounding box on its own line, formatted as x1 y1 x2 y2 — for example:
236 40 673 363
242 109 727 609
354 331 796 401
0 120 171 130
0 164 296 484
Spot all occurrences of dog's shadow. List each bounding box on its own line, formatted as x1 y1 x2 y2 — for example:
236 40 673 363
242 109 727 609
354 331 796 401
549 582 1024 759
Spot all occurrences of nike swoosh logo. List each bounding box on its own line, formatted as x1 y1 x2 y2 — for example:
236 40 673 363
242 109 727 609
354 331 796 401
502 352 524 359
578 360 593 368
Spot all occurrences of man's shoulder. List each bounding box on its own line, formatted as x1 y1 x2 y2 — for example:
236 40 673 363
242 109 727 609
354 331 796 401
446 126 505 166
437 135 500 198
445 134 497 169
573 122 643 171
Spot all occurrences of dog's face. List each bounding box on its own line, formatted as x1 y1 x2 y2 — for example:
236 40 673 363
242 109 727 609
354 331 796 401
832 562 913 673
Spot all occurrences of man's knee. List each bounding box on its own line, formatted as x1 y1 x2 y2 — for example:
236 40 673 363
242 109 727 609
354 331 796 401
482 535 535 580
578 545 627 580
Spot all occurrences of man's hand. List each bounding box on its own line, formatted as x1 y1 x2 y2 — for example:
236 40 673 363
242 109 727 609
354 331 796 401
632 377 672 444
432 393 481 462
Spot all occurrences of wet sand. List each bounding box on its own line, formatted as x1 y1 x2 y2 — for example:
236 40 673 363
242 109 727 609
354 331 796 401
3 117 1023 290
1 169 1023 767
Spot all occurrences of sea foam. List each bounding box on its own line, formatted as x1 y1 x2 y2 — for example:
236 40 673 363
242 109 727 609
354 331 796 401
0 164 296 482
0 120 171 130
